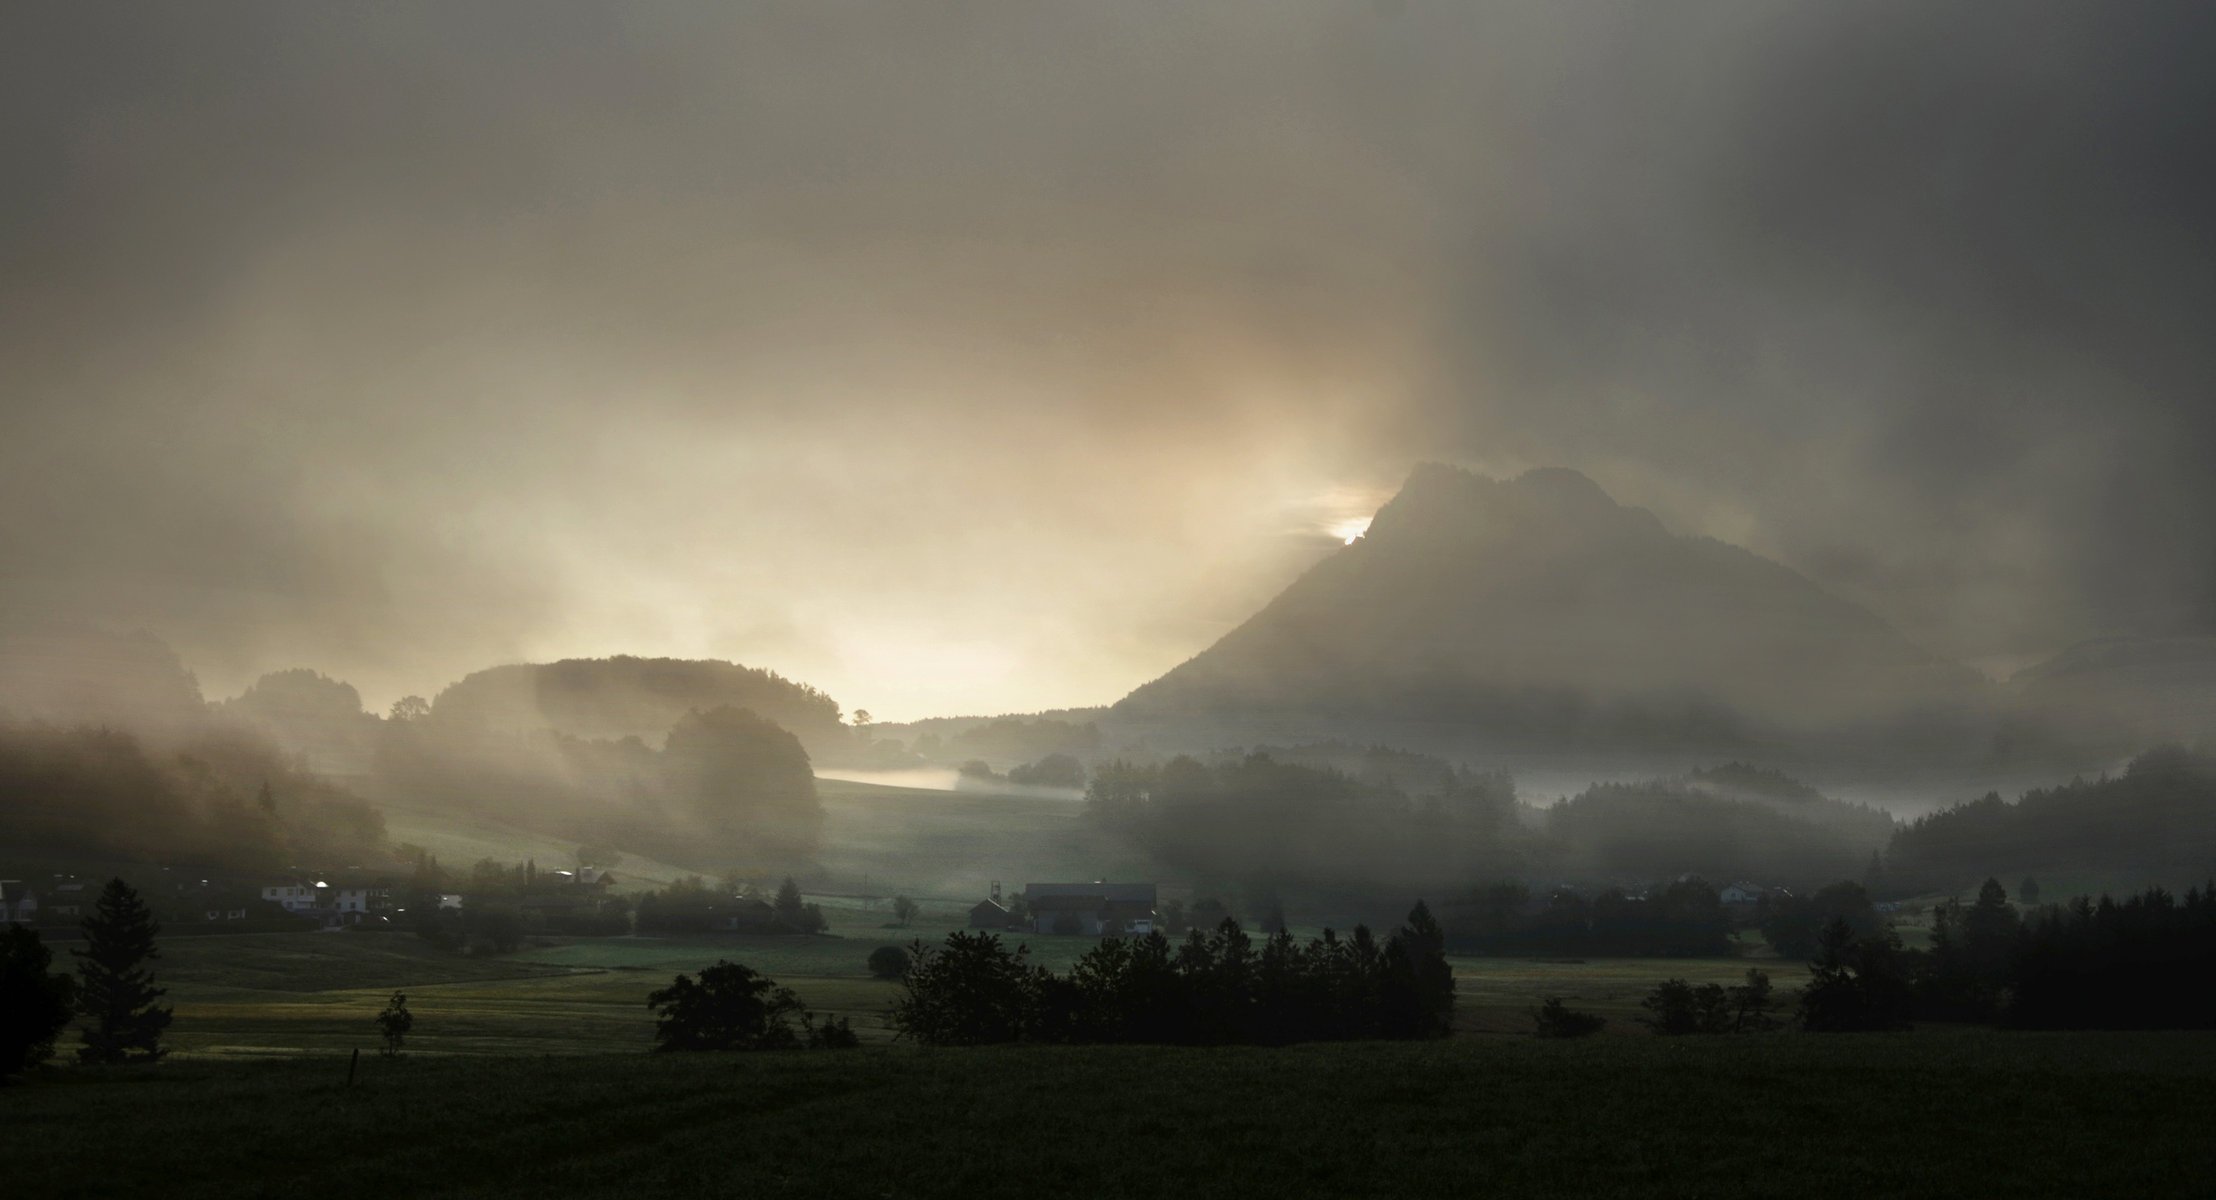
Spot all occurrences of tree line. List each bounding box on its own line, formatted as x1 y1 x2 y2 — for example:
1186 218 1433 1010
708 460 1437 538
1885 746 2216 894
888 903 1455 1046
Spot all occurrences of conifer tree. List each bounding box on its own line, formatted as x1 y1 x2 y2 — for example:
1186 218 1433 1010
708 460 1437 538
773 877 807 925
74 878 172 1064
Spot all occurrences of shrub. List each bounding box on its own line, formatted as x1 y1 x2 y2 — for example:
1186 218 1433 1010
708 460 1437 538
867 945 912 980
1531 997 1606 1038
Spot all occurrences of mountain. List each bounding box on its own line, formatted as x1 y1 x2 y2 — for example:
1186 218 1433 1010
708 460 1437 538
1114 463 1987 758
2010 635 2216 752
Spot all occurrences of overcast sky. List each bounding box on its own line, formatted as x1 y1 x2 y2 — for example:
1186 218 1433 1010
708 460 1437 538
4 2 2211 719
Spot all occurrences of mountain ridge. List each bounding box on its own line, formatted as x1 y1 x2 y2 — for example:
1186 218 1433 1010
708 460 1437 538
1115 463 1986 755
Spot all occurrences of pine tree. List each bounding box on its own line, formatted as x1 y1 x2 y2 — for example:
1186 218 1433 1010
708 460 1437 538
773 877 807 926
74 878 172 1064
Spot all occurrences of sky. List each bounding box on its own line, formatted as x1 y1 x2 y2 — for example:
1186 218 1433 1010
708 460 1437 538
3 2 2213 720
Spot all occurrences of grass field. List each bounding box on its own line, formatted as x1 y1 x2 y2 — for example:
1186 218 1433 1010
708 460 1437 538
144 926 1811 1057
8 1034 2213 1199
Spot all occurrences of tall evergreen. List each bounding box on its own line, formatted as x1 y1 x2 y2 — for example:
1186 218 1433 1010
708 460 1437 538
74 878 172 1064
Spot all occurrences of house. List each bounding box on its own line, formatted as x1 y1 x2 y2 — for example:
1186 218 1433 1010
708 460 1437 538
0 879 36 924
1719 883 1770 906
263 880 326 913
968 898 1011 929
44 881 89 920
260 878 395 927
714 897 778 932
1023 882 1157 936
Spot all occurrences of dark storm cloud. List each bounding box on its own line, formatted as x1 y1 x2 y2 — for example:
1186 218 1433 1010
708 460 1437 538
0 2 2209 714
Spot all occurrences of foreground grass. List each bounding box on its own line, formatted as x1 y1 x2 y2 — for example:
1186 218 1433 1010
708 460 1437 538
7 1034 2213 1199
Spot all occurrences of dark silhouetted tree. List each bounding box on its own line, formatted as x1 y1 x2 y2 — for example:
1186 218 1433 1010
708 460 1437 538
889 933 1034 1045
892 895 919 926
2018 876 2041 906
803 1012 859 1048
868 945 912 979
1761 880 1881 960
648 960 804 1051
375 991 413 1056
1798 917 1912 1032
773 877 808 926
1730 968 1779 1032
74 879 172 1063
1639 979 1732 1035
1 924 75 1077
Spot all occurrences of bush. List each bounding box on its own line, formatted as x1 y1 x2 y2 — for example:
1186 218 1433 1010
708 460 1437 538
1640 970 1780 1035
1640 979 1733 1035
867 945 912 980
1531 997 1606 1038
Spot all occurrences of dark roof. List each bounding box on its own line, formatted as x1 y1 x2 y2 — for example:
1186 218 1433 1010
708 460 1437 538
0 880 30 902
969 898 1009 914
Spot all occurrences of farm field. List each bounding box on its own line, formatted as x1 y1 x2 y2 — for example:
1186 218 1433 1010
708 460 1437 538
8 1033 2214 1200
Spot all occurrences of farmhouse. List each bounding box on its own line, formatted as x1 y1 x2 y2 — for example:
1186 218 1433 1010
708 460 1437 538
713 896 779 932
260 878 395 926
1023 882 1157 936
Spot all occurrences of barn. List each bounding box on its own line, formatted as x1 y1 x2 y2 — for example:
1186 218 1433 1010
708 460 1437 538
1022 882 1157 936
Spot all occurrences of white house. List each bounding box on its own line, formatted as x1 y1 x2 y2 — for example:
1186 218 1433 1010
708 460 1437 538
262 881 327 913
261 879 394 925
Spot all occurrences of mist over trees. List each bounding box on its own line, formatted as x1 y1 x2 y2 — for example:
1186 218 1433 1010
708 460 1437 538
0 716 386 872
1086 752 1526 891
1886 747 2216 894
1542 781 1879 886
428 657 848 754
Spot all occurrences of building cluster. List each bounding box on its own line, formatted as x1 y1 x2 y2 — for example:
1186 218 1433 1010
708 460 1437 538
968 881 1159 936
